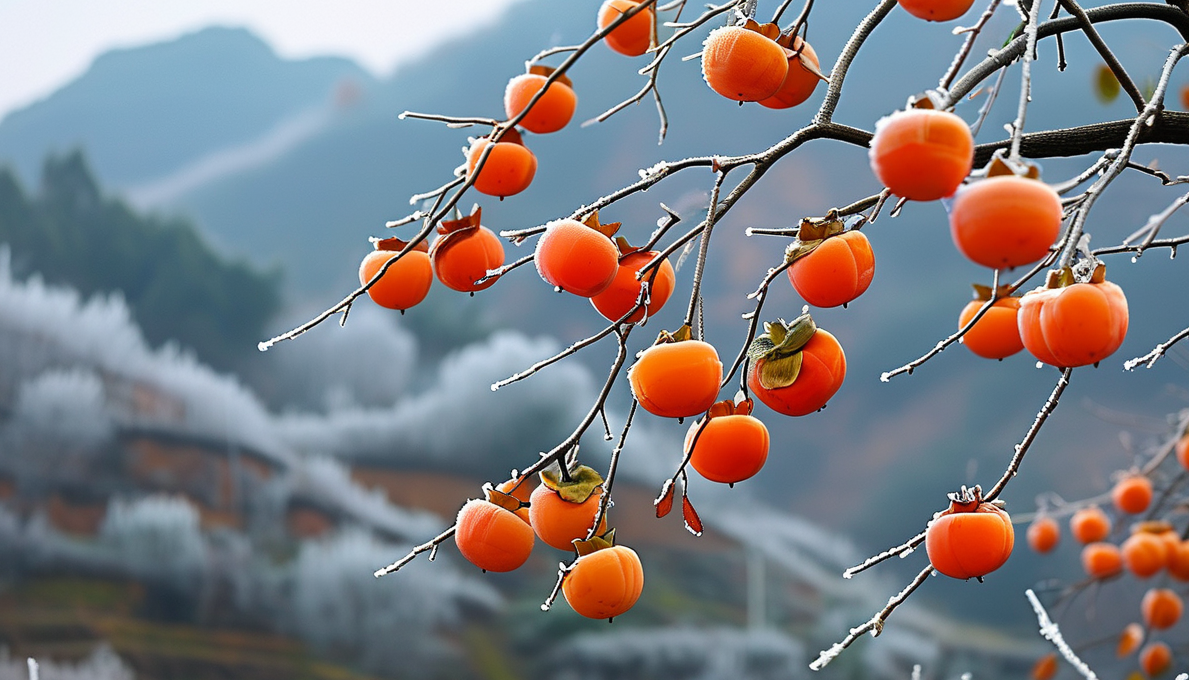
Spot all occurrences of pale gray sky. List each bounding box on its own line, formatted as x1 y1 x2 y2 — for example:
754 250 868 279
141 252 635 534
0 0 525 121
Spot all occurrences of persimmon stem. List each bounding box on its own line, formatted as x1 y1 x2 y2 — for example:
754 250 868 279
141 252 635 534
721 258 792 390
810 564 934 670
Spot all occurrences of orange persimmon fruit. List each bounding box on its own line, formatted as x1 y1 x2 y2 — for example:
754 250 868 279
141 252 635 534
1070 506 1112 544
629 328 723 418
1081 542 1123 579
1176 433 1189 471
1122 532 1169 578
787 230 875 308
1167 539 1189 581
925 486 1014 580
1031 653 1057 680
359 237 433 311
758 37 822 109
562 543 644 619
897 0 976 21
1114 475 1154 515
1142 588 1183 630
1018 266 1129 368
950 175 1063 269
430 207 505 292
504 67 577 134
529 484 609 551
597 0 654 57
869 108 974 201
686 399 770 485
535 214 621 297
1118 622 1144 657
454 493 535 572
590 243 676 323
1026 515 1060 554
466 127 537 198
1140 641 1173 677
495 476 534 524
959 289 1024 359
748 316 846 417
702 23 789 102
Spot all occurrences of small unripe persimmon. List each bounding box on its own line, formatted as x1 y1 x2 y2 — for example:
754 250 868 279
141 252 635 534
1113 475 1154 515
597 0 654 57
504 67 577 135
1070 506 1112 544
466 128 537 198
1026 516 1060 554
1142 588 1183 630
359 237 433 311
1081 542 1123 579
701 24 788 102
869 108 974 201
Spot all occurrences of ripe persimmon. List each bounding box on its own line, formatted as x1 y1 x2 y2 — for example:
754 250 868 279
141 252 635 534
1140 641 1173 677
504 66 577 134
359 237 433 311
959 289 1024 359
925 486 1014 580
1114 475 1154 515
466 127 537 198
430 207 505 292
1081 542 1123 578
702 22 788 102
563 543 644 619
949 175 1062 269
1018 266 1129 368
758 37 822 109
869 108 973 201
1118 622 1144 657
1070 506 1112 544
530 484 608 551
495 476 534 524
686 399 770 484
748 316 846 417
1167 539 1189 581
535 213 621 297
590 243 675 323
1026 516 1060 554
1143 588 1183 630
597 0 654 57
454 493 535 572
897 0 975 21
1122 532 1169 578
787 230 875 308
629 328 723 418
1031 653 1057 680
1177 433 1189 471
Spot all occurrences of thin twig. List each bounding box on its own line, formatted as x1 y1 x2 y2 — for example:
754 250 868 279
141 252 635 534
1008 0 1043 161
843 531 926 579
374 526 458 577
1055 0 1146 112
1026 589 1100 680
1125 326 1189 371
685 173 726 336
940 0 1004 91
587 398 638 540
984 368 1074 502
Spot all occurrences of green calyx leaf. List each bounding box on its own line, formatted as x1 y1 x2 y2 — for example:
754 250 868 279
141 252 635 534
756 353 802 390
540 464 604 504
572 528 616 556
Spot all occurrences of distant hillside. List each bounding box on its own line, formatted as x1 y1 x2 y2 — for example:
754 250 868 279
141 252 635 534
0 151 280 371
0 26 372 188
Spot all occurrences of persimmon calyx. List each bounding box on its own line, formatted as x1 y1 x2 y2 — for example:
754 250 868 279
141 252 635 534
488 126 526 146
981 152 1041 180
945 484 984 512
372 236 429 253
1043 262 1107 289
579 210 622 239
572 528 616 556
741 18 782 40
747 314 817 390
653 324 694 345
784 215 846 264
970 283 1016 301
1132 520 1174 535
438 205 483 235
614 236 643 258
540 464 604 504
483 485 526 513
705 398 755 420
526 64 574 89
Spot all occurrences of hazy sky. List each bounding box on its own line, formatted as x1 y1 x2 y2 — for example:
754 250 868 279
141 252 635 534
0 0 525 121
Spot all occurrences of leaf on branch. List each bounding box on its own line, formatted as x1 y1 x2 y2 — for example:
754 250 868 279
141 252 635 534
655 479 675 518
682 494 703 536
1094 64 1120 104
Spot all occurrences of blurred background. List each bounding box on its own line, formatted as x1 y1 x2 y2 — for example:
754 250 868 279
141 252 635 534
1 1 1187 678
